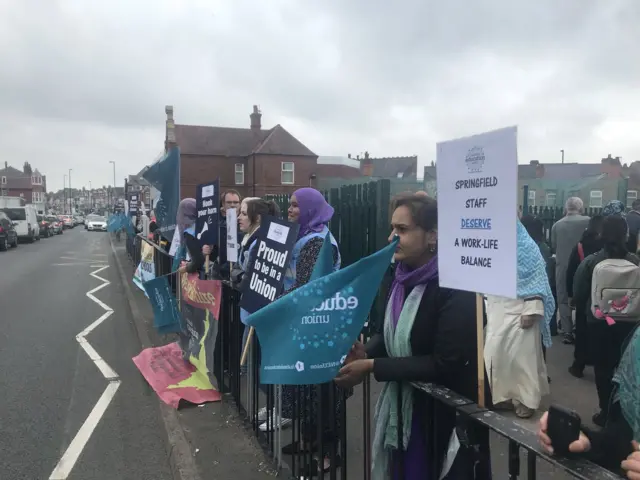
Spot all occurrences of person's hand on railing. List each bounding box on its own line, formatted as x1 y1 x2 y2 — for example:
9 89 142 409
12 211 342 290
538 411 591 455
621 441 640 479
335 359 373 389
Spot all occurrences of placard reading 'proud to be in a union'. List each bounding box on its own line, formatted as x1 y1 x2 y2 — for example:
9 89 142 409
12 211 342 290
436 126 518 299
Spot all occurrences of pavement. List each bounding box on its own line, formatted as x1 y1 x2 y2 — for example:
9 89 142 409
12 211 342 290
0 227 172 480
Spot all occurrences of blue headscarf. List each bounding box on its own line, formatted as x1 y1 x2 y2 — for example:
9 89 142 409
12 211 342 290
517 220 556 347
613 326 640 441
603 200 625 217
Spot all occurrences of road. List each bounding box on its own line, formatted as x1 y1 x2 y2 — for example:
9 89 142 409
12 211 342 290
0 228 172 480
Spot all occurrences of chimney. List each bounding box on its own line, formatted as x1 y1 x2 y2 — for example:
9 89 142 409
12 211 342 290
250 105 262 131
361 151 373 176
4 161 7 169
601 154 622 178
165 105 175 151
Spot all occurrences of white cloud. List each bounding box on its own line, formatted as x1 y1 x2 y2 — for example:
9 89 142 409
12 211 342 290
1 0 638 191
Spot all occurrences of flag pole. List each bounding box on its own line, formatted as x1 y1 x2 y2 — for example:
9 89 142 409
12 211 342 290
240 327 254 366
476 293 485 407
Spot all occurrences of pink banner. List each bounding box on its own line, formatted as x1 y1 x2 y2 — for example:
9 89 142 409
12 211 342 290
133 342 221 408
181 272 222 319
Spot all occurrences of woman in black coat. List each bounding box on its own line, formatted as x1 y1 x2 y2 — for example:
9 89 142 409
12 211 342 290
566 215 604 377
336 194 491 479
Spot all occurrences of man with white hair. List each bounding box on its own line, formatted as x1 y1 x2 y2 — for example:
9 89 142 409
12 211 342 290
551 197 590 344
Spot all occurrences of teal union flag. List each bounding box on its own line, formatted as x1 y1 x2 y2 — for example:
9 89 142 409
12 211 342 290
245 233 397 385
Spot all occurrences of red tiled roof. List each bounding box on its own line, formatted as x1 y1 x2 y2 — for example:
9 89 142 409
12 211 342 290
174 124 315 157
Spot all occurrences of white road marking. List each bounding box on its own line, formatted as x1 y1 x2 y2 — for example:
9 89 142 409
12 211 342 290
51 263 109 267
49 382 121 480
49 264 120 480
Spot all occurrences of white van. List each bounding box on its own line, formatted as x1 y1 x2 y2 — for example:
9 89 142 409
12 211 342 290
2 205 40 242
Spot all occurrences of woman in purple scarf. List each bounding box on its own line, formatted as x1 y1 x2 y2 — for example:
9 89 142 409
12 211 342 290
259 188 345 476
336 193 491 479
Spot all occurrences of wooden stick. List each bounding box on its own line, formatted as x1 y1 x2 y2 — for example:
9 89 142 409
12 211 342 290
476 293 485 408
240 327 254 366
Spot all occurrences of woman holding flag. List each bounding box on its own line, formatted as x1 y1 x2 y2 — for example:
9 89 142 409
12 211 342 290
336 193 491 479
261 188 344 475
174 198 205 275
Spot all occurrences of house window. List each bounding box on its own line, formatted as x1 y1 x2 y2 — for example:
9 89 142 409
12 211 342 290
590 190 603 208
545 191 557 207
627 190 638 208
1 189 6 196
1 176 6 184
528 190 536 207
281 162 294 184
31 176 42 185
235 163 244 185
397 172 404 179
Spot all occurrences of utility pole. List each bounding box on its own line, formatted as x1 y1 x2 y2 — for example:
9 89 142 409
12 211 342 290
109 161 116 207
68 168 73 214
560 149 565 164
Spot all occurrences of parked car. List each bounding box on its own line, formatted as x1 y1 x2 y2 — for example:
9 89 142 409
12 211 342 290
60 215 74 229
47 216 63 235
2 206 40 242
0 211 18 251
86 215 107 232
37 215 54 238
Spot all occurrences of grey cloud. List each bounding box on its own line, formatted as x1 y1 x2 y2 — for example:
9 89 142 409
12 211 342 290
0 0 639 191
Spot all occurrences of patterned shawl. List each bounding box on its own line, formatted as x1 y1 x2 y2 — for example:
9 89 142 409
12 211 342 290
517 221 556 347
613 326 640 441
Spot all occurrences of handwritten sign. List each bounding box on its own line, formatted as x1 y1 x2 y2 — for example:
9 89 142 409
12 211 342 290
436 126 518 298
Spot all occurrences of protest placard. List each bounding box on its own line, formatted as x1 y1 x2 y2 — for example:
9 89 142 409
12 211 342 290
195 180 219 248
239 216 299 314
436 126 518 299
128 193 139 217
226 207 238 263
133 242 156 295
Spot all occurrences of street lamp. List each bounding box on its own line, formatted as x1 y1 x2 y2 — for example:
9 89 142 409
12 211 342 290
68 169 73 214
63 174 67 214
109 161 116 205
560 149 565 164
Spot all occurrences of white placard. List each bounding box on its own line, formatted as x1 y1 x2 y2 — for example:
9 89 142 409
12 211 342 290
226 207 238 263
436 126 518 299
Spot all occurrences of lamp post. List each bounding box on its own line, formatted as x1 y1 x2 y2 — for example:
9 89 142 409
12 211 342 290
68 168 73 214
109 161 116 206
63 174 67 214
561 149 565 164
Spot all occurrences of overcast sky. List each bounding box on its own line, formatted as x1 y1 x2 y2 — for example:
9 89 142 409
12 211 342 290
1 0 638 192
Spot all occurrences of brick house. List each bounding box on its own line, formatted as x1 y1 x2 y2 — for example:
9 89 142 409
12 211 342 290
164 105 318 199
0 161 47 212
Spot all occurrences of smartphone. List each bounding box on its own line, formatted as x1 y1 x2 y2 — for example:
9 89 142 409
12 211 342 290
547 404 581 454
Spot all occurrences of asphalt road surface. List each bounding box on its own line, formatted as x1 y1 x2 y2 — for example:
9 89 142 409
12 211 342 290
0 228 172 480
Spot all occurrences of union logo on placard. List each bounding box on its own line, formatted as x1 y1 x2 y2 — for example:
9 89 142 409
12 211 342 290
295 361 305 372
465 146 485 174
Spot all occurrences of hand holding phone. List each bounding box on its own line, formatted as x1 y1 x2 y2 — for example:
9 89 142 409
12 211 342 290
547 405 582 454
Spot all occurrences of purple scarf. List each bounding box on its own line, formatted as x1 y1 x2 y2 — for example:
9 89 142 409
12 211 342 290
390 256 439 327
293 188 334 239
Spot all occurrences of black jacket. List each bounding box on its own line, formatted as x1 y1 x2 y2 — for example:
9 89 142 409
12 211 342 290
365 281 489 476
565 235 604 297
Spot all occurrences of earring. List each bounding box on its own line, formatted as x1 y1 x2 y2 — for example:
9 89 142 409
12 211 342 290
428 243 437 254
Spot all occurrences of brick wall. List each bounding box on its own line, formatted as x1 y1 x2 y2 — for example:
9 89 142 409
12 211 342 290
180 153 318 199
